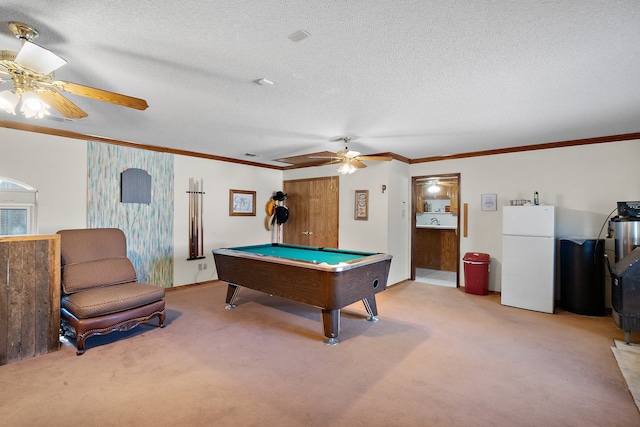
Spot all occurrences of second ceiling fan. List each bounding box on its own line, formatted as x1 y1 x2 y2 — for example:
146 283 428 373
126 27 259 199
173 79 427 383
311 137 393 174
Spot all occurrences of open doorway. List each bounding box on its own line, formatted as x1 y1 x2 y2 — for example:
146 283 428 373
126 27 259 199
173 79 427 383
411 174 460 287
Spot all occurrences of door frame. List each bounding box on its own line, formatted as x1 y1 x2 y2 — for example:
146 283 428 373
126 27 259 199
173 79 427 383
410 173 461 286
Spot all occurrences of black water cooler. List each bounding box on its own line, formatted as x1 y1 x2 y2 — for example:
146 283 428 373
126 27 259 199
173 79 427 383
560 238 605 316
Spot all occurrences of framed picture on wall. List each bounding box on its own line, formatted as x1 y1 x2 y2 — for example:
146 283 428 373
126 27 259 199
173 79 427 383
355 190 368 220
229 189 256 216
481 193 497 211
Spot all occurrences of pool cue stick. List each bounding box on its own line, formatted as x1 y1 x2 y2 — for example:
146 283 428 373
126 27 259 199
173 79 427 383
189 178 196 258
194 180 199 257
188 178 193 258
199 179 204 257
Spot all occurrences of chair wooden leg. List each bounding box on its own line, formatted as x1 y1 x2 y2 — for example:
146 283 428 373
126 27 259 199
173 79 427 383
76 336 86 356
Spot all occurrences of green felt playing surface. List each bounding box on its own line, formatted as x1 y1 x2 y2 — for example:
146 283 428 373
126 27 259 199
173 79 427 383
231 244 375 265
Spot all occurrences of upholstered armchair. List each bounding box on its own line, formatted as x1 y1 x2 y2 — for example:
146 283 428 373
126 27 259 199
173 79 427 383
57 228 166 355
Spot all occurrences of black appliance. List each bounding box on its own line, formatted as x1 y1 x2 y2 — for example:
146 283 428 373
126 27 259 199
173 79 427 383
612 201 640 261
608 247 640 344
560 238 605 316
605 201 640 343
616 201 640 218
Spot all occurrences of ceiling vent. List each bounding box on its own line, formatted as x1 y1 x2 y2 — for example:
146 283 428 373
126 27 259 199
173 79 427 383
288 30 310 42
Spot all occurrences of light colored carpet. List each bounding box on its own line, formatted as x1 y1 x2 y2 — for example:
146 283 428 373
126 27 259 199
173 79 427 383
612 339 640 411
1 281 638 426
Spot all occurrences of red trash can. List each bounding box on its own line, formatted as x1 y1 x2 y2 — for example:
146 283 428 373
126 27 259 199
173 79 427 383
463 252 491 295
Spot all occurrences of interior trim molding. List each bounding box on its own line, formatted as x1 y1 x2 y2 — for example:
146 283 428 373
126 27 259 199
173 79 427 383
1 120 637 169
0 120 281 170
410 132 640 164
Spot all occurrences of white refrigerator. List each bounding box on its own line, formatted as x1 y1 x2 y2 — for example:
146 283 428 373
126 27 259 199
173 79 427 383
501 205 555 313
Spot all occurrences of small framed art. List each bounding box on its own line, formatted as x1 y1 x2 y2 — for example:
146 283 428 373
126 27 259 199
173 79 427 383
355 190 369 220
481 193 497 211
229 189 256 216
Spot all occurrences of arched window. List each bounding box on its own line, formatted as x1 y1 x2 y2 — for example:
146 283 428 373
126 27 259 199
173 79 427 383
0 177 38 235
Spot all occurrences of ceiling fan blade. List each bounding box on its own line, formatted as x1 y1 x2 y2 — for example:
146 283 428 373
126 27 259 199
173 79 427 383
310 159 339 167
15 41 67 74
325 159 344 165
52 80 149 111
36 89 88 118
304 158 342 167
308 155 337 159
357 155 392 162
276 151 337 166
352 160 367 169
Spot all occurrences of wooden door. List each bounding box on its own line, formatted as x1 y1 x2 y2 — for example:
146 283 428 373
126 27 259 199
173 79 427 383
282 179 308 245
283 177 339 248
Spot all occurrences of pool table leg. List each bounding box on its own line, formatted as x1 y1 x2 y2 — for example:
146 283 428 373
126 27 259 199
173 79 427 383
362 295 379 322
322 309 340 345
225 284 241 309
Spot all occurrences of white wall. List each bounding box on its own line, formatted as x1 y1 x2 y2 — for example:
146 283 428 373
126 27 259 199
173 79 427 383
0 127 282 287
3 125 638 294
173 155 282 286
0 127 87 233
410 139 640 297
384 160 412 285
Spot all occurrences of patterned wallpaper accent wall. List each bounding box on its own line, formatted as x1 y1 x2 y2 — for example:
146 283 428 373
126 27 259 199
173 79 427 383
87 141 174 288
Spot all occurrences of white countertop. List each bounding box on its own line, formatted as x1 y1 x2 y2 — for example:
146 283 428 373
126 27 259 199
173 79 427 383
420 211 453 214
416 225 457 230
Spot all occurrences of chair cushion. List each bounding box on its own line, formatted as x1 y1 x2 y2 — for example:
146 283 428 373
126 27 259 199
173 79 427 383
58 228 127 265
61 282 166 319
62 258 138 294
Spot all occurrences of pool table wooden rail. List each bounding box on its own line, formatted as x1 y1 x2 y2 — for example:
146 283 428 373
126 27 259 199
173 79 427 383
213 247 391 271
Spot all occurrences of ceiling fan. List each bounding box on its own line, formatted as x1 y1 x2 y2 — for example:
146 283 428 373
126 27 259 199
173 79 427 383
311 137 393 174
0 21 148 119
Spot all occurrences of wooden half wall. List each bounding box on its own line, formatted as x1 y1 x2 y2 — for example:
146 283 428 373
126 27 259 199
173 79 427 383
0 234 61 365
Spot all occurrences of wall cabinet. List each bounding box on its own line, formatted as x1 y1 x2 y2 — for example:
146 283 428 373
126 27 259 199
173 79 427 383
449 186 458 214
417 181 459 214
0 234 60 365
415 228 457 271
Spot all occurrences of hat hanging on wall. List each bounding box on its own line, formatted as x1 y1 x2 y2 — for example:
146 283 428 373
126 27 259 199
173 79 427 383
275 205 289 224
272 191 287 201
266 199 276 216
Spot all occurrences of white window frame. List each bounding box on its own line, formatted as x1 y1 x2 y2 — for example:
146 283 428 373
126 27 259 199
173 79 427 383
0 178 39 235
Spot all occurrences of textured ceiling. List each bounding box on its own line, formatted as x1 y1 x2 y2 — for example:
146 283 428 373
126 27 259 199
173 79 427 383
1 1 639 167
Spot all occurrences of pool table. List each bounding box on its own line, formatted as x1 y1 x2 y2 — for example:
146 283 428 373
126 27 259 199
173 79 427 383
212 243 392 344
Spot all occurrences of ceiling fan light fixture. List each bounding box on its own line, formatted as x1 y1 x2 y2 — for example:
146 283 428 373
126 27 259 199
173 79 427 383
338 161 357 175
20 91 50 118
0 90 19 114
427 181 440 193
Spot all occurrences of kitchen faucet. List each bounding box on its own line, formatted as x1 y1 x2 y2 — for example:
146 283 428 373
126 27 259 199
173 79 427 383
430 217 440 225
